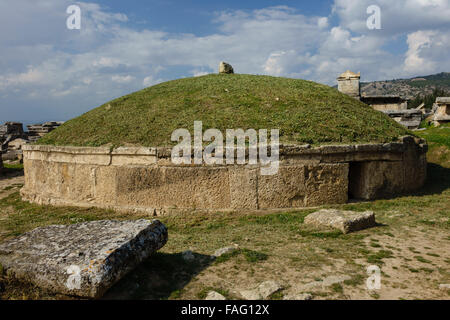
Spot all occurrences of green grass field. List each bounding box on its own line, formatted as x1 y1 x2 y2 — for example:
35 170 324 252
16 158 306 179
0 123 449 300
38 74 410 148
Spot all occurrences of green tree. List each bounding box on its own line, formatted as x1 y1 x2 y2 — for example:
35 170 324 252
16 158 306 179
408 88 449 109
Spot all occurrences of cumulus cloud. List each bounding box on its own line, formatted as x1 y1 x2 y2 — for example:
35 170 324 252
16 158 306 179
404 30 450 75
142 75 164 87
111 75 134 83
333 0 450 35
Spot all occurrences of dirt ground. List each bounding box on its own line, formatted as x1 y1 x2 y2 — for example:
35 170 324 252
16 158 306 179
0 158 448 300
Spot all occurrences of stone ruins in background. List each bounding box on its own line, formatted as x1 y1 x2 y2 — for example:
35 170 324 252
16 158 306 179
0 121 63 166
432 97 450 126
337 71 422 129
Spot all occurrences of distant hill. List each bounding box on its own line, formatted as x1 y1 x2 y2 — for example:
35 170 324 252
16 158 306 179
360 72 450 100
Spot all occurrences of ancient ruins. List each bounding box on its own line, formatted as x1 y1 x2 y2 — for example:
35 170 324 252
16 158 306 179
27 122 64 142
337 71 422 129
10 66 428 214
0 121 63 164
20 136 427 214
432 97 450 126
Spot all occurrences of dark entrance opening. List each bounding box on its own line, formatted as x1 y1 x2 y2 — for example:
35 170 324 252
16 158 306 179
348 161 364 200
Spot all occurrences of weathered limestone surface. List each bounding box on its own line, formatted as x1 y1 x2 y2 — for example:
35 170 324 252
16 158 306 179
283 293 313 300
337 70 361 99
348 161 404 199
240 281 283 300
0 219 168 298
20 138 427 213
401 136 427 192
205 291 226 300
213 245 239 258
304 164 349 206
300 275 352 290
433 97 450 126
383 109 422 129
304 209 376 234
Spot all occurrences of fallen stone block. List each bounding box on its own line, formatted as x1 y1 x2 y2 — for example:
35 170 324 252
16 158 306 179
304 209 376 234
439 284 450 291
212 245 239 258
240 280 283 300
301 275 351 291
0 219 168 298
283 293 313 300
205 291 226 300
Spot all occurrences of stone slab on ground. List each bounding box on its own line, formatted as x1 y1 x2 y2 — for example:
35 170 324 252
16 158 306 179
301 275 352 291
304 209 376 234
283 293 313 300
0 219 168 298
439 284 450 291
205 291 226 300
240 280 283 300
212 245 239 258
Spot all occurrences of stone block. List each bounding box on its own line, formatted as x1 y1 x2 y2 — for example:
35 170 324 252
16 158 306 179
304 163 349 206
229 167 258 209
0 219 168 298
304 209 376 234
257 166 306 208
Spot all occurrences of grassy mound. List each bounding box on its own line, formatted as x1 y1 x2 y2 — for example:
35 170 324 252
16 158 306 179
39 74 410 147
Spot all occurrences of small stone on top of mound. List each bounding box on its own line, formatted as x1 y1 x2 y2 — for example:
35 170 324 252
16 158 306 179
304 209 376 234
219 61 234 74
0 219 168 298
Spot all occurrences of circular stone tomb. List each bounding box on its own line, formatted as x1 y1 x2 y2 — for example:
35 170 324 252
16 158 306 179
20 74 427 214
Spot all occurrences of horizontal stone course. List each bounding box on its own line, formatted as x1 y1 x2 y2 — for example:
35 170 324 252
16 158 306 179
20 137 427 213
23 140 422 163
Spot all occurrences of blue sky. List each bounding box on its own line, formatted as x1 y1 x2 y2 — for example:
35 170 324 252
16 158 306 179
95 0 334 32
1 0 449 125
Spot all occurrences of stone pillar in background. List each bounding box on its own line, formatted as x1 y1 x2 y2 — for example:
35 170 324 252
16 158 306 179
337 70 361 100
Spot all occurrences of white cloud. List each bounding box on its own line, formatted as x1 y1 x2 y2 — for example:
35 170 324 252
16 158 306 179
143 76 163 87
263 52 287 76
93 57 122 68
111 75 134 83
0 68 44 87
404 30 450 75
317 17 329 29
333 0 450 35
191 69 210 77
404 30 436 73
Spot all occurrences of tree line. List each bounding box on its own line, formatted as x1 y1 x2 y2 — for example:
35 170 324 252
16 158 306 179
408 88 449 109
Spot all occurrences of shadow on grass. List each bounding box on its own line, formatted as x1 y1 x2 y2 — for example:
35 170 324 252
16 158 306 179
0 167 24 179
102 251 213 300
